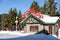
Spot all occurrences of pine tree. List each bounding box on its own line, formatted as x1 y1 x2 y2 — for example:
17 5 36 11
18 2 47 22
41 0 48 14
47 0 57 16
0 14 8 30
18 11 22 28
8 8 17 29
0 15 1 27
30 1 41 12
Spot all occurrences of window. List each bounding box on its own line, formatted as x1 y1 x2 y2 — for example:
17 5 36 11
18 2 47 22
30 26 38 32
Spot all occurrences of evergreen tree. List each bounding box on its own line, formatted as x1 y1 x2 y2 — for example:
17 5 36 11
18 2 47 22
0 14 8 30
41 0 48 14
57 4 60 16
18 11 22 28
0 15 1 27
30 1 41 12
8 8 17 29
7 8 12 28
47 0 57 16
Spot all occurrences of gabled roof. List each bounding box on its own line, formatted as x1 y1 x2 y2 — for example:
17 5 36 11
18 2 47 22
22 8 44 19
21 14 59 25
21 14 45 24
21 8 59 24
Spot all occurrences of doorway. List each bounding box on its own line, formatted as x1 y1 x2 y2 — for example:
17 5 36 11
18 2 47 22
49 26 52 34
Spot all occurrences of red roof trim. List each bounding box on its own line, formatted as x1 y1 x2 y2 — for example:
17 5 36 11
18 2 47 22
22 8 44 19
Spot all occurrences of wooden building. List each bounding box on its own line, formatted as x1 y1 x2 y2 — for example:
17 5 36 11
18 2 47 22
21 8 59 36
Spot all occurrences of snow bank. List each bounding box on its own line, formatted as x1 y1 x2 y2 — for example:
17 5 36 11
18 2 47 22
0 31 33 36
0 31 34 39
0 31 59 39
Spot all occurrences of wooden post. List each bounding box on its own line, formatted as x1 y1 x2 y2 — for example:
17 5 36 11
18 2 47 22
56 24 59 37
15 17 18 31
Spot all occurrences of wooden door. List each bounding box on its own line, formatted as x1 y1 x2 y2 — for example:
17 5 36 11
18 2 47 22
49 26 52 34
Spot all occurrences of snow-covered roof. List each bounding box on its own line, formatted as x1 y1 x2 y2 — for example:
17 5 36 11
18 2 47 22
40 16 59 23
31 14 59 23
22 8 59 24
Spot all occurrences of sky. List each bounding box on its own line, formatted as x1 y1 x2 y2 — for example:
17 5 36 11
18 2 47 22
0 0 60 14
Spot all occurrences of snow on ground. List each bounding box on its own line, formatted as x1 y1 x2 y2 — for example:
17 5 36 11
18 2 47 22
2 33 59 40
0 31 60 39
52 35 60 39
0 33 20 39
52 29 60 39
0 31 34 39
